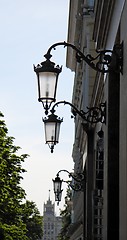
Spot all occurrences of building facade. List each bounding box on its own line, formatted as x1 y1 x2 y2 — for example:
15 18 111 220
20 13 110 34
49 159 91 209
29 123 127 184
66 0 127 240
42 195 62 240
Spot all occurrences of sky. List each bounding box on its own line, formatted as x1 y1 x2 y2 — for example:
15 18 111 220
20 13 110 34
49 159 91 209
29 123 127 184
0 1 75 215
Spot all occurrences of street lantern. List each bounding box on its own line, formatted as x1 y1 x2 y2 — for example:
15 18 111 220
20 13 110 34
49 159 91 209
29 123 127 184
43 113 63 153
42 101 106 153
53 174 63 193
53 174 63 205
52 169 84 204
34 41 123 114
34 59 62 114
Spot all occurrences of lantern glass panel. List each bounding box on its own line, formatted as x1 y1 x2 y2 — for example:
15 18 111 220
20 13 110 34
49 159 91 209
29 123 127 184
44 121 61 145
53 175 63 194
55 191 62 202
38 71 58 102
54 180 62 193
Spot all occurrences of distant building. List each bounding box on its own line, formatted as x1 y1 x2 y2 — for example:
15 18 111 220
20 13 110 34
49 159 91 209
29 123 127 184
42 193 62 240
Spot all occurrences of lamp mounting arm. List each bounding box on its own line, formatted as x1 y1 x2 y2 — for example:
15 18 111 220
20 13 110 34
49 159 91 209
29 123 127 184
51 100 106 124
56 169 84 191
44 41 123 73
57 169 84 182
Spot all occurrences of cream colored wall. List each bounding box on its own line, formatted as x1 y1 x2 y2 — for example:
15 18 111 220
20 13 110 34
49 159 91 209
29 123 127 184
120 1 127 239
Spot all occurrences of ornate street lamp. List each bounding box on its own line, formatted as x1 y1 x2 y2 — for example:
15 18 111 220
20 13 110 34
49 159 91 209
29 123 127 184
43 101 106 152
34 41 123 152
34 41 123 114
34 58 62 114
53 174 63 205
43 113 63 153
52 169 84 205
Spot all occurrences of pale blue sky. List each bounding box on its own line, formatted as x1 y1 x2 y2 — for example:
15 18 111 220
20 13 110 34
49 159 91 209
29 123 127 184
0 0 74 215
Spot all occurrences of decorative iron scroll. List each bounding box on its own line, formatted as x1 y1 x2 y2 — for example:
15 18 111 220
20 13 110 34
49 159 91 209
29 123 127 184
51 101 106 124
44 41 123 74
57 169 84 191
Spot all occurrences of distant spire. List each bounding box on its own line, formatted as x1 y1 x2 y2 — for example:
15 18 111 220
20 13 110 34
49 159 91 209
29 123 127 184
49 189 51 200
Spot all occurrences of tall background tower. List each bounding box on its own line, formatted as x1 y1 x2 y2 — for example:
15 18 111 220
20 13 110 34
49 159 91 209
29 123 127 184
42 191 62 240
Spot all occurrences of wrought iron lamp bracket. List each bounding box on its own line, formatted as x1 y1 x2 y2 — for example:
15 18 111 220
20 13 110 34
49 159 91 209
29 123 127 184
51 101 106 124
44 41 123 74
57 169 84 191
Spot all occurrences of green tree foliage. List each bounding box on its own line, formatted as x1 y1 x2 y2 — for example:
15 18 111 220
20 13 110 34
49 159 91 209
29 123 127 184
0 112 43 240
0 221 29 240
21 200 43 240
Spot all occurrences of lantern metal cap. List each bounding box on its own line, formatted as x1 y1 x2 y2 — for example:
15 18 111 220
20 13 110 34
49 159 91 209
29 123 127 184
34 59 62 74
43 112 63 124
